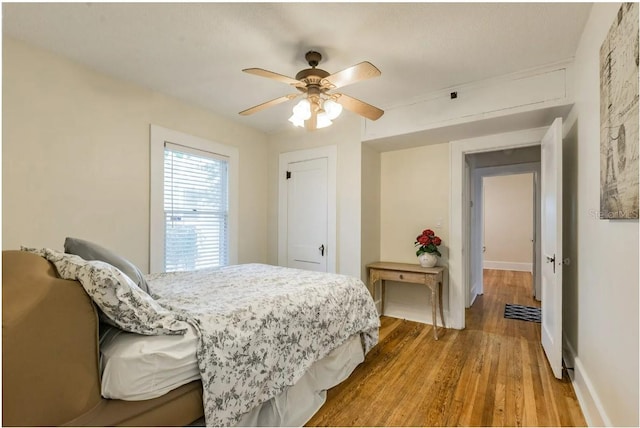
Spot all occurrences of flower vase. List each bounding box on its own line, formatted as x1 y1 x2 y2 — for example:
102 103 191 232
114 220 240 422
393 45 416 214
418 252 438 268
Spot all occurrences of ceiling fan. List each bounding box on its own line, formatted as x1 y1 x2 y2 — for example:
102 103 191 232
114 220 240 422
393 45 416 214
239 51 384 130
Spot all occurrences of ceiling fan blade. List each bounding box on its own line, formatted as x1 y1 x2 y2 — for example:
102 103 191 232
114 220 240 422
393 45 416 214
243 68 305 87
239 94 299 116
322 62 381 89
334 93 384 121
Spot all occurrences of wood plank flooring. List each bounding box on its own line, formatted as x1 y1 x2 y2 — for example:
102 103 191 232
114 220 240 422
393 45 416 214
306 269 586 427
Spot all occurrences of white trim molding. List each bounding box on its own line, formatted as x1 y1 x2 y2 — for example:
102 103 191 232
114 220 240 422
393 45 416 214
449 127 547 329
383 302 449 327
149 125 239 273
563 338 611 427
364 60 573 142
483 261 533 272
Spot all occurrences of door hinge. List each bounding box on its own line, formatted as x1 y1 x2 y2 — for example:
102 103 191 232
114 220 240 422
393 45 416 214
286 171 292 179
546 254 556 273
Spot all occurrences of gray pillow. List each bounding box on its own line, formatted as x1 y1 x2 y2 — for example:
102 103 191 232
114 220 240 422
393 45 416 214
64 237 151 294
25 247 187 335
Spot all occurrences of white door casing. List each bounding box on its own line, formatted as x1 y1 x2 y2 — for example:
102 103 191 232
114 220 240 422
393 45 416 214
450 126 549 329
286 157 328 272
451 121 563 375
278 146 337 273
540 117 563 379
464 157 476 306
533 173 541 300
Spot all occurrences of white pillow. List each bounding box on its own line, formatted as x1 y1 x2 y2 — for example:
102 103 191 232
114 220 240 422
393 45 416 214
100 324 200 400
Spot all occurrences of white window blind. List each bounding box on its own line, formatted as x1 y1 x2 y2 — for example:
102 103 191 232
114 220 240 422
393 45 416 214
164 142 229 271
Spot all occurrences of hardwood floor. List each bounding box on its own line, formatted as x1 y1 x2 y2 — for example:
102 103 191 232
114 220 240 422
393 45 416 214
307 269 586 427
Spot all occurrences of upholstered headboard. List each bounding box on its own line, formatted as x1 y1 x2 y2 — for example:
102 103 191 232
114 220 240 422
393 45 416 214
2 250 102 426
2 250 204 427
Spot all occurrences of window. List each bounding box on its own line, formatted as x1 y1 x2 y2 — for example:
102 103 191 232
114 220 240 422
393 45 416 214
150 125 238 273
164 143 228 271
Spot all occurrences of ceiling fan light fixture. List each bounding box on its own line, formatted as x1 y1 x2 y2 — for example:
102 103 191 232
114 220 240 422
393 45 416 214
288 114 305 127
316 111 333 129
323 99 343 120
292 99 312 120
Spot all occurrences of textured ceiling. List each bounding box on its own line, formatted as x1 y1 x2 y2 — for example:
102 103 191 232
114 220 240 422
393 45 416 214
3 3 592 135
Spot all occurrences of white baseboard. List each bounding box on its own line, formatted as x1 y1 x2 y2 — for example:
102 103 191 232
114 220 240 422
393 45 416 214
382 301 449 327
468 292 478 307
468 277 483 307
563 338 611 426
483 260 532 272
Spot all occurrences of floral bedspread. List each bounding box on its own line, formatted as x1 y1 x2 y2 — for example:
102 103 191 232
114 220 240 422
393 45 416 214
147 263 380 426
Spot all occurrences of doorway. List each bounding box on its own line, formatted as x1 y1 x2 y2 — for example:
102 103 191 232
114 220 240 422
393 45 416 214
278 145 337 273
467 155 541 307
450 119 564 379
449 126 551 330
483 173 536 296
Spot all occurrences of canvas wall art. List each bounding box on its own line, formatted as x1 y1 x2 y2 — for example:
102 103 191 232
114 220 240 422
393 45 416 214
600 2 639 220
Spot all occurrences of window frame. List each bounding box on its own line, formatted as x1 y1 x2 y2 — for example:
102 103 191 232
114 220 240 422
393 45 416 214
150 125 238 273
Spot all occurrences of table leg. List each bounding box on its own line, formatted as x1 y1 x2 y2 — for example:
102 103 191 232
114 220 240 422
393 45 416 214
368 271 375 299
431 285 438 340
438 281 446 329
368 270 383 318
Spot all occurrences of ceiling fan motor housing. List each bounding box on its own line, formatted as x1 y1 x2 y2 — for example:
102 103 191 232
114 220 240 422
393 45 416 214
295 68 329 86
295 50 330 92
305 51 322 67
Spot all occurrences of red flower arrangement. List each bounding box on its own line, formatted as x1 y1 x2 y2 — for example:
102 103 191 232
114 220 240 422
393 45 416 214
415 229 442 257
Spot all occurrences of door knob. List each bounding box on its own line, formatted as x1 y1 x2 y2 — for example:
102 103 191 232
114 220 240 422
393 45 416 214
319 244 325 256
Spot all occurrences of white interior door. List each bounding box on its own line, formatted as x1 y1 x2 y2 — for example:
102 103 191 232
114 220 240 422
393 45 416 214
286 157 328 272
540 117 563 379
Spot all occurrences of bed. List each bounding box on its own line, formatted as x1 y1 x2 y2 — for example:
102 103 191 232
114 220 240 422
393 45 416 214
2 247 379 427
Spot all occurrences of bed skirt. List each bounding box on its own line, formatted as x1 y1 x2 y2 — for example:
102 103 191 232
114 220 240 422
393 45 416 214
189 333 364 427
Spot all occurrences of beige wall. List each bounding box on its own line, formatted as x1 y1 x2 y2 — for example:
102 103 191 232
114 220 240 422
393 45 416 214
483 173 533 269
361 143 381 282
565 3 639 426
266 117 364 278
2 37 269 271
380 143 449 262
379 143 449 322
